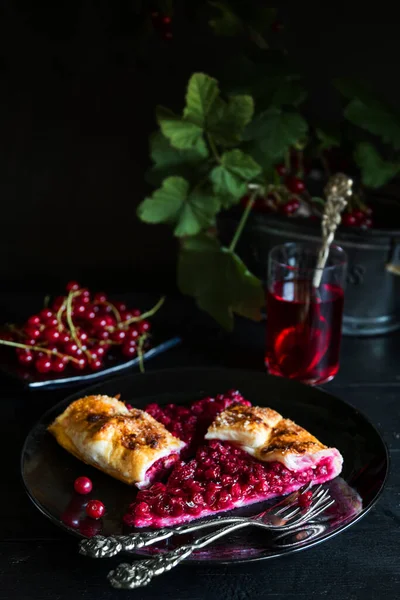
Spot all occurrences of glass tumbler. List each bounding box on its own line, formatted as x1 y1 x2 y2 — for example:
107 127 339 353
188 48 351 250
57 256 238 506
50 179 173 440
265 243 347 385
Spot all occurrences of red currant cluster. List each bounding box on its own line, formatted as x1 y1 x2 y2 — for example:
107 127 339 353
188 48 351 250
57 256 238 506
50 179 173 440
0 282 164 376
241 164 305 216
341 207 373 229
151 10 173 41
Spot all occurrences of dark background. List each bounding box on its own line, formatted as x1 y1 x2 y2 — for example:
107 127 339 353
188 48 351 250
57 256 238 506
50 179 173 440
1 2 400 293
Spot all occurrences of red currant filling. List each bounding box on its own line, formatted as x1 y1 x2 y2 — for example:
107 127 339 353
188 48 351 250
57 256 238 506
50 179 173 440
145 389 250 457
140 452 180 489
124 440 339 528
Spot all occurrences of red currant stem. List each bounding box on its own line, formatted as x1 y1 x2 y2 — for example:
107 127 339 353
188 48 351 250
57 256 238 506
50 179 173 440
207 133 220 162
269 189 283 206
66 291 91 359
56 301 67 330
296 150 304 178
229 189 258 253
5 324 26 338
137 334 148 374
120 296 165 327
105 301 122 322
44 295 50 308
284 150 290 172
0 338 79 363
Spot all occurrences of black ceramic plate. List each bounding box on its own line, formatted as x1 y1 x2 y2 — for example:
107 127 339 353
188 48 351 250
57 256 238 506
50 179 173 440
1 334 181 389
21 367 388 564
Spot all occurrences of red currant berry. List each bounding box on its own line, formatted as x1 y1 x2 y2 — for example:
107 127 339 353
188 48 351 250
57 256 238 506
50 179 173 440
89 358 103 371
25 326 41 339
64 341 79 355
275 163 286 176
59 331 70 344
127 327 139 340
342 213 357 227
17 349 34 365
364 206 373 217
111 329 127 342
74 476 93 495
113 302 127 312
353 210 365 223
298 490 313 508
104 315 115 327
132 309 141 317
94 292 107 303
35 357 52 373
72 357 87 370
52 358 66 373
43 327 61 343
79 518 102 537
86 499 105 519
162 31 173 40
162 16 171 24
93 316 108 330
40 308 53 321
23 337 37 347
122 343 137 358
138 320 150 334
91 344 105 357
26 315 41 327
44 316 58 327
78 330 88 343
286 176 305 194
98 330 110 341
66 281 80 292
73 303 86 316
84 308 96 321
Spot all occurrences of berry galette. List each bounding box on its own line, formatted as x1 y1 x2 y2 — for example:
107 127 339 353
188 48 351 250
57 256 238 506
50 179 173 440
49 391 343 529
125 393 343 527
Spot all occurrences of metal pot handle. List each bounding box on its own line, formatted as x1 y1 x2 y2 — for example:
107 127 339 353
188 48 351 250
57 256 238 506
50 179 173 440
386 237 400 276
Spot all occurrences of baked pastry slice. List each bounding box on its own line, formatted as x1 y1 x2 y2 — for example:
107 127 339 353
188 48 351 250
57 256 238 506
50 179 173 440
126 402 343 528
48 395 185 488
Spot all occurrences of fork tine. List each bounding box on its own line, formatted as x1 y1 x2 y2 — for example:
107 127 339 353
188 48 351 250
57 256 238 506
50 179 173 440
274 484 323 517
276 506 301 521
271 482 313 514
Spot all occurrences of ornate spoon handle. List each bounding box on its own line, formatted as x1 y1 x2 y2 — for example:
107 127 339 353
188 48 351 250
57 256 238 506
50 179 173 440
79 515 246 558
108 521 251 589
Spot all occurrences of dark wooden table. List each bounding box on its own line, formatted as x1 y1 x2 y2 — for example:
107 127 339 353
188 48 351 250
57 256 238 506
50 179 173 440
1 294 399 600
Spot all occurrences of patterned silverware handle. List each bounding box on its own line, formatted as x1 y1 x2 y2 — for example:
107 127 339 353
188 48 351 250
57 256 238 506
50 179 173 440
79 515 246 558
108 521 251 589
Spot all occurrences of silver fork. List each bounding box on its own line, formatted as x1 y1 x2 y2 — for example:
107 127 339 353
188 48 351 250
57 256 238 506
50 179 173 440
107 491 334 589
80 483 321 559
108 491 334 589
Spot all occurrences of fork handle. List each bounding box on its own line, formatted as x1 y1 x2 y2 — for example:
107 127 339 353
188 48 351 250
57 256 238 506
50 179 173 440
79 515 247 558
108 521 251 589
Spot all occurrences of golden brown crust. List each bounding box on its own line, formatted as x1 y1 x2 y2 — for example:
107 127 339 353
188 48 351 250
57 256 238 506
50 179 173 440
205 404 282 447
256 418 326 460
48 395 184 485
206 404 329 465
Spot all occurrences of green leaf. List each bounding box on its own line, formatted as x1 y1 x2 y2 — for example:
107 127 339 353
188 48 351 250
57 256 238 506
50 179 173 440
178 234 264 330
244 108 308 159
210 150 261 206
316 128 341 150
344 98 400 150
184 73 220 127
354 142 400 188
270 80 307 108
146 132 207 185
311 197 325 206
137 177 219 236
208 1 243 36
156 106 207 154
209 95 254 146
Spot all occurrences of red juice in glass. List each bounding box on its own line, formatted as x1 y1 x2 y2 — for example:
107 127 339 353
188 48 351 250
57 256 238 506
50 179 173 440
265 244 347 385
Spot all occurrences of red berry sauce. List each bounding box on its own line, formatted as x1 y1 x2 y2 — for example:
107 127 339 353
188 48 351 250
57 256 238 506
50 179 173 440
124 440 338 528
